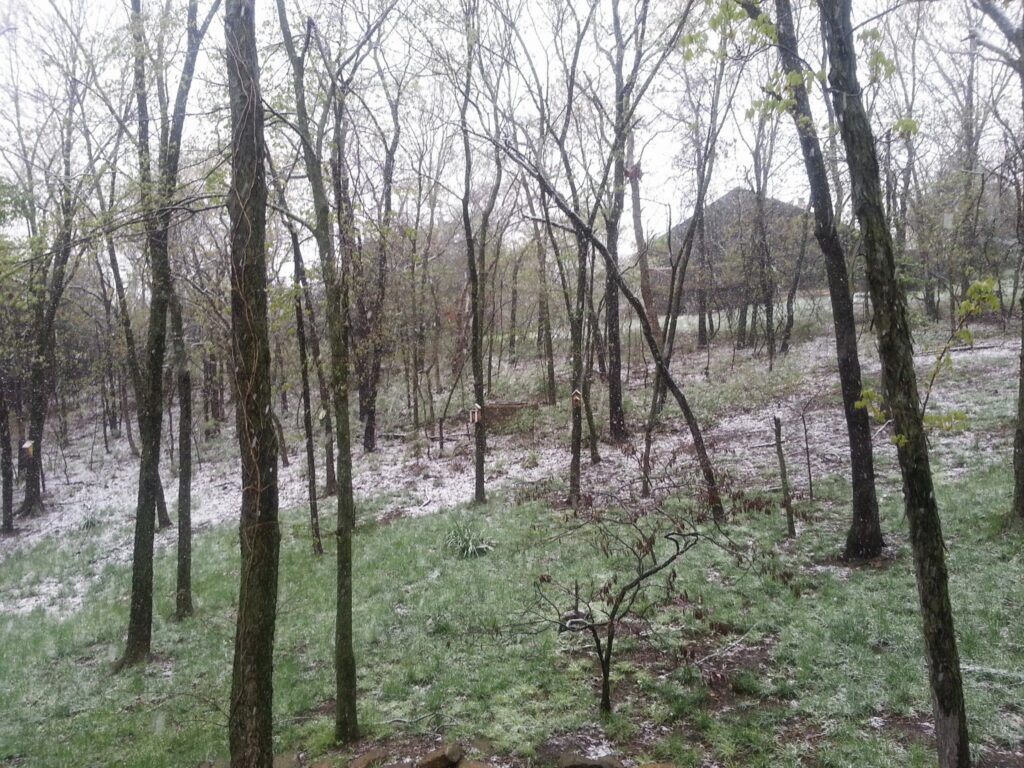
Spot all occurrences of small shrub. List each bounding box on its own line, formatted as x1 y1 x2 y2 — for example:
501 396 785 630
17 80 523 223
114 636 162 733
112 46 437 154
444 517 494 558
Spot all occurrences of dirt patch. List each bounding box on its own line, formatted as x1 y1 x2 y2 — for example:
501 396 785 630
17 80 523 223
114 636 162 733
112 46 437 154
682 635 776 709
868 711 935 745
295 697 337 724
536 725 621 766
978 747 1024 768
807 542 903 577
868 712 1024 767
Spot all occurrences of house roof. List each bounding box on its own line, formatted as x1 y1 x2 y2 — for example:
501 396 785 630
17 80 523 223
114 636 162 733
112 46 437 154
663 187 811 260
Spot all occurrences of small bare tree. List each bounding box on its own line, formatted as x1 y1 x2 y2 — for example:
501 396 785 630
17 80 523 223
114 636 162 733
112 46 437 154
533 488 704 714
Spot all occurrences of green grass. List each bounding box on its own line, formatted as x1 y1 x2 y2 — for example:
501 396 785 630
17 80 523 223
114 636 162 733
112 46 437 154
2 318 1023 768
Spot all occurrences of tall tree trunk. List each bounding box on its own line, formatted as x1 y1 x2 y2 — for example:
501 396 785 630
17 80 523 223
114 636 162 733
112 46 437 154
225 2 280 766
275 0 358 739
780 205 811 355
170 291 193 619
598 0 632 444
508 253 520 367
294 232 336 494
1016 291 1024 520
755 187 776 370
275 177 323 554
820 3 970 764
458 23 490 504
627 133 661 340
120 0 216 668
605 242 627 440
566 230 588 508
296 287 323 555
526 186 557 406
1 378 12 535
19 103 77 518
740 0 883 559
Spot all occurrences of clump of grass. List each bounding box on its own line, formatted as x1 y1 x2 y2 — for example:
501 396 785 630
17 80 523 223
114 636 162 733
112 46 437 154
444 516 494 558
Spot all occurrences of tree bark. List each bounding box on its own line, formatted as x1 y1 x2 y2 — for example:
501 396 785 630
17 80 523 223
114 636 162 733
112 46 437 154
120 0 216 668
605 168 627 441
272 174 323 554
275 0 359 739
1 377 13 535
19 89 77 517
1016 292 1024 520
525 186 557 406
780 206 811 355
225 2 280 765
740 0 883 559
170 290 193 619
296 286 323 555
627 133 661 340
458 20 492 504
819 3 971 764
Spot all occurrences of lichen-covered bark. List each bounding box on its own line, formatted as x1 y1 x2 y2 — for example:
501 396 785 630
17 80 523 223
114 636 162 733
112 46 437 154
225 1 280 765
819 2 970 764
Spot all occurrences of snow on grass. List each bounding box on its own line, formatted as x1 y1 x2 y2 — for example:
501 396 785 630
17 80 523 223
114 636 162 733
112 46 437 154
2 327 1018 619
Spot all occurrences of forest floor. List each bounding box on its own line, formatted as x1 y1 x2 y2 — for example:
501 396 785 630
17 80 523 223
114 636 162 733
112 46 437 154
1 317 1023 767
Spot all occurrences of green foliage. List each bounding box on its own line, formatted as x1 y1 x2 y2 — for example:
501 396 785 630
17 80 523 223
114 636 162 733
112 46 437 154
893 116 921 138
857 26 896 84
678 30 708 61
444 516 495 558
749 10 777 44
958 278 999 321
922 410 968 431
707 0 746 38
854 387 888 425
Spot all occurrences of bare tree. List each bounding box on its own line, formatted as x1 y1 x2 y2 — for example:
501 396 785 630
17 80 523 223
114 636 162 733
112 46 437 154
739 0 884 560
224 1 280 764
819 2 970 763
275 0 395 740
971 0 1024 521
119 0 220 669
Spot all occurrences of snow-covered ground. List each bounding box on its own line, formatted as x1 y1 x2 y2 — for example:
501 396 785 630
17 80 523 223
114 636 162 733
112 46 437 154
2 331 1018 619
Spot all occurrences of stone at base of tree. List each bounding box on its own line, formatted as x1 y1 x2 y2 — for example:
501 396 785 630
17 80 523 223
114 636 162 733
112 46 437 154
416 743 465 768
349 747 389 768
556 755 625 768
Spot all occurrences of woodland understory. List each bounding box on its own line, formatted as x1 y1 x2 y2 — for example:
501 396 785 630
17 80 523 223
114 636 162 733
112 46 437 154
2 1 1024 767
2 315 1023 768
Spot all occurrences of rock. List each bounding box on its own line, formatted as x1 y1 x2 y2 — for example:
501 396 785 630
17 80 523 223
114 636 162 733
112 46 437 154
460 761 490 768
350 748 390 768
274 755 302 768
416 743 465 768
555 755 624 768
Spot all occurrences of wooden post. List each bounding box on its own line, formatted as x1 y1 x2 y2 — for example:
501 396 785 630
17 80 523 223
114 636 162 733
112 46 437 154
801 411 814 501
774 415 796 538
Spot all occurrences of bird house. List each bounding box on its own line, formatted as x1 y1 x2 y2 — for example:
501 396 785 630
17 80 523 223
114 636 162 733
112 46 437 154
571 389 583 408
469 403 482 425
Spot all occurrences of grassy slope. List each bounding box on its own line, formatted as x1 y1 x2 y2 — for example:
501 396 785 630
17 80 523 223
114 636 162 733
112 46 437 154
1 325 1022 767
